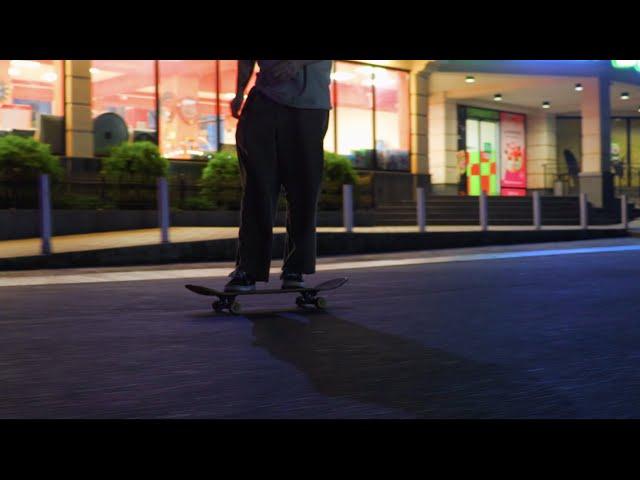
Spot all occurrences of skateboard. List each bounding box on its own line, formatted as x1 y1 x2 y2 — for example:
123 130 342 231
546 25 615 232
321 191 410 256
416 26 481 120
185 277 348 315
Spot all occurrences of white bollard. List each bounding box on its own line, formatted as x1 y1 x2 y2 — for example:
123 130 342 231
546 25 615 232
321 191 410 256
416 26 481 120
343 184 354 233
157 177 170 244
38 173 52 255
621 194 628 229
416 187 426 233
533 191 542 230
579 193 588 230
479 191 488 231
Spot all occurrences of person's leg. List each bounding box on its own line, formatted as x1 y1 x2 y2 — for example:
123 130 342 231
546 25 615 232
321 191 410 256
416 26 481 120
234 91 281 282
277 106 329 276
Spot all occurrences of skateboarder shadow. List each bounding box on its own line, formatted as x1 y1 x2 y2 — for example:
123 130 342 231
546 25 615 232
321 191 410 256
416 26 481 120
247 311 575 418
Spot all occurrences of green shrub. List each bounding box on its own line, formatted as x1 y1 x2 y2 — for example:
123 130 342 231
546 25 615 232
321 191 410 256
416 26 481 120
319 152 357 210
52 192 115 210
199 150 242 209
182 195 214 211
192 150 358 211
0 134 62 181
102 141 169 182
201 150 241 186
323 151 357 185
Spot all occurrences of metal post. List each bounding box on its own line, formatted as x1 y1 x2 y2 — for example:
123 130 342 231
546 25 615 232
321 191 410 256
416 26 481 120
533 191 542 231
621 194 628 229
343 184 354 233
479 191 488 231
416 187 426 233
38 173 52 255
580 193 588 230
157 177 170 244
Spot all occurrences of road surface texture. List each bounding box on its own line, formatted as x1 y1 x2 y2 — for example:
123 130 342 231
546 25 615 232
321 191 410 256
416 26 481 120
2 237 640 418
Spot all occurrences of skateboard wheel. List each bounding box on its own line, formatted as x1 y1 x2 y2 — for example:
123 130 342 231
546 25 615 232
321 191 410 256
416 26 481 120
296 297 306 308
315 297 327 309
212 301 223 312
229 301 242 315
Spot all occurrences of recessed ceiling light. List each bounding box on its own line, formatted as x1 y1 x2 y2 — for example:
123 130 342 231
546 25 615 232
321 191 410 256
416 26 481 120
494 93 502 101
575 83 583 91
465 75 476 83
621 92 630 100
542 101 551 109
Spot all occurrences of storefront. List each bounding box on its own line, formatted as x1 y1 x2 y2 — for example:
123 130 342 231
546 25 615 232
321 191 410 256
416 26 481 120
0 59 415 172
457 106 527 196
5 59 640 207
0 60 64 151
556 116 640 190
88 60 410 171
424 60 640 206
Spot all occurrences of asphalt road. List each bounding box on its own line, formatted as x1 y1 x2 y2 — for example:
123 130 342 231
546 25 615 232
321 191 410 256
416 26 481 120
2 238 640 418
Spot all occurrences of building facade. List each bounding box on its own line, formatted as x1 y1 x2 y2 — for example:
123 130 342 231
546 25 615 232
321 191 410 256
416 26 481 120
2 60 639 208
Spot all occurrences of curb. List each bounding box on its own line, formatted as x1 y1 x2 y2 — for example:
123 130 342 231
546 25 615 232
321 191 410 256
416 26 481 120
0 228 630 271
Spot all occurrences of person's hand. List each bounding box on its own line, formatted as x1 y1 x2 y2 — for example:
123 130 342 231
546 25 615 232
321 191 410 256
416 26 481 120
268 60 303 81
230 94 244 119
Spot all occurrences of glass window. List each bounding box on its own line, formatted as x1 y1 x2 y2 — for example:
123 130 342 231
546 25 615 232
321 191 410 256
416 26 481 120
158 60 217 159
465 117 500 196
611 117 628 184
91 60 156 146
0 60 63 140
374 67 410 171
556 118 582 175
324 67 336 153
335 61 375 169
630 119 640 187
218 60 257 148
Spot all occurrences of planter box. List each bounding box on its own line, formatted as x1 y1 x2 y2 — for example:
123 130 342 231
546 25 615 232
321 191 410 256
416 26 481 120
0 209 376 240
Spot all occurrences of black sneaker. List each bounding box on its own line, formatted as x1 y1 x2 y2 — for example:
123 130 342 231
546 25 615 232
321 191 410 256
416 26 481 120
281 272 305 289
224 268 256 292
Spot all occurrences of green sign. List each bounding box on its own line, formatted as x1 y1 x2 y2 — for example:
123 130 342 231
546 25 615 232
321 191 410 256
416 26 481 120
611 60 640 72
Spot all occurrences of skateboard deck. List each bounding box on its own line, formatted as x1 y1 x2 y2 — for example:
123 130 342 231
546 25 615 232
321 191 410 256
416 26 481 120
185 277 348 314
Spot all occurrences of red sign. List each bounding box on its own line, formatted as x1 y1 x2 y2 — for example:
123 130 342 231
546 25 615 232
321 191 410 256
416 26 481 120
500 113 526 191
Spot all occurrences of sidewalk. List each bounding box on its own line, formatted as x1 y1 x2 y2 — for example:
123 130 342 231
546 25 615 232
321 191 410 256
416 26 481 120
0 224 633 259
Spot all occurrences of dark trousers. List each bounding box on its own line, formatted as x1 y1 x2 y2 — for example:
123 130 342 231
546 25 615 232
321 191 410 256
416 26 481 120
235 89 329 282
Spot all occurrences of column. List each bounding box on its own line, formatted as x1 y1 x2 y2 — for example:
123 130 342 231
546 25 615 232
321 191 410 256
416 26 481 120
409 70 428 188
526 113 556 190
427 91 458 194
65 60 94 157
579 76 614 208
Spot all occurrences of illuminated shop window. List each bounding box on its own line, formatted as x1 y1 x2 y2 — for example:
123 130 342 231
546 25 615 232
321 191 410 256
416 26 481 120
556 118 582 176
610 117 640 188
158 60 217 159
374 67 410 171
218 60 257 148
334 61 375 169
460 107 527 196
86 60 410 168
611 118 629 182
331 61 410 171
631 119 640 187
91 60 157 147
324 67 336 153
558 117 640 189
0 60 63 143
